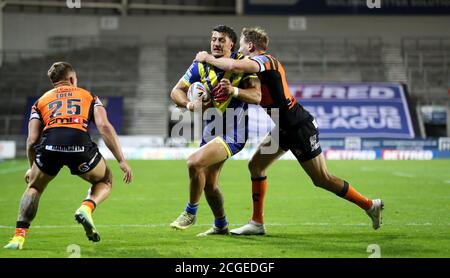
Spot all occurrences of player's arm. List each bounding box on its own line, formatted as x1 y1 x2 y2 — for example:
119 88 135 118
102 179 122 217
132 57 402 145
171 61 211 112
26 104 43 168
26 119 42 168
219 77 261 105
93 105 132 183
170 79 195 112
195 51 260 73
236 77 261 104
24 105 43 182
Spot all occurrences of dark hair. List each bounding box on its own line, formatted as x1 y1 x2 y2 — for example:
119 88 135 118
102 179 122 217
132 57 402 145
47 61 75 83
241 27 269 51
212 25 237 51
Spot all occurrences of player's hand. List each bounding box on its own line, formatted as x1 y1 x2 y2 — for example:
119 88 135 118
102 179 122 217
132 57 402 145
201 98 212 110
195 51 209 63
24 168 32 184
188 98 204 112
220 78 233 95
212 85 228 103
119 161 132 184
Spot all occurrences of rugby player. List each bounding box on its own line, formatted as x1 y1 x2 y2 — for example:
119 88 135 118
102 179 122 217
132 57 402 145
195 27 383 235
4 62 132 249
169 25 261 236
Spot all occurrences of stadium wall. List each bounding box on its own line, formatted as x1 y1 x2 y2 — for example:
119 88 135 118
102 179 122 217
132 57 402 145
3 14 450 50
98 145 450 161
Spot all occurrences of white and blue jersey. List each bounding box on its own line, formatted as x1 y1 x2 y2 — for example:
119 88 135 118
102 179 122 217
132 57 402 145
182 52 258 157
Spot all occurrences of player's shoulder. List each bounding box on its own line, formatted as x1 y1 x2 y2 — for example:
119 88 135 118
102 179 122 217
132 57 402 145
252 52 274 61
72 86 98 100
185 60 200 74
232 52 248 61
74 86 93 95
265 53 279 63
40 87 55 98
37 88 57 103
188 60 200 69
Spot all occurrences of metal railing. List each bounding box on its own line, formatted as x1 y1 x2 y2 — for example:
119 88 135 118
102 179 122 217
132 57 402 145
2 0 236 15
0 38 141 135
404 51 450 72
401 37 450 103
401 37 450 53
0 115 23 135
47 35 141 51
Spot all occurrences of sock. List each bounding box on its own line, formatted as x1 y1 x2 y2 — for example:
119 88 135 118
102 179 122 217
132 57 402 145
185 202 199 215
214 216 228 229
337 181 373 211
251 176 267 224
15 221 30 237
82 199 97 213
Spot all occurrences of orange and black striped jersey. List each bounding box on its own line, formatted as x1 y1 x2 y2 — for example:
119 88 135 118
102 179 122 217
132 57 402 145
30 85 103 146
250 53 312 127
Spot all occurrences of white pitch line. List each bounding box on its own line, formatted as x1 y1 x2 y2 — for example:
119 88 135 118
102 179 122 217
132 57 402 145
392 172 415 178
1 222 449 229
0 166 27 175
360 167 375 172
444 180 450 184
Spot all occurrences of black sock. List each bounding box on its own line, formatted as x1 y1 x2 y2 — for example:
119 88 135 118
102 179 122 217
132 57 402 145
16 221 30 229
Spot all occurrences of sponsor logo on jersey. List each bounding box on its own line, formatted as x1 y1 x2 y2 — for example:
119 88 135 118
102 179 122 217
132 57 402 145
45 145 85 153
310 134 320 152
48 117 87 127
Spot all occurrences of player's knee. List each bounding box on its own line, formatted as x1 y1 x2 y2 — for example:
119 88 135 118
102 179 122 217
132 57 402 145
248 158 255 171
104 168 113 188
27 185 41 195
248 159 264 177
27 182 44 194
103 175 113 189
187 156 202 173
204 184 214 195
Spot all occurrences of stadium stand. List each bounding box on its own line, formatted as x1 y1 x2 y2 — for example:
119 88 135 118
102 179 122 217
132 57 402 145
0 36 140 138
167 36 386 84
402 37 450 104
272 37 385 82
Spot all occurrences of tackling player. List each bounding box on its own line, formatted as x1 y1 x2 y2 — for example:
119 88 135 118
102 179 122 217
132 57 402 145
195 27 383 235
169 25 261 236
4 62 132 249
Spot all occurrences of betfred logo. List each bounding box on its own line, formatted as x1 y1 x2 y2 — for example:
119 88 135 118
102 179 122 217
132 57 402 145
325 150 377 160
293 85 397 99
382 150 433 160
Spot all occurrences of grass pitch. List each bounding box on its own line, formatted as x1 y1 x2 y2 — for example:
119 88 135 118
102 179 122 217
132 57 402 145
0 159 449 258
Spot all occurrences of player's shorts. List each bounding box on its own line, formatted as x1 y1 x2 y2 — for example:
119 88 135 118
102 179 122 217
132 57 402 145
34 143 103 176
200 105 248 158
276 117 322 163
200 135 246 158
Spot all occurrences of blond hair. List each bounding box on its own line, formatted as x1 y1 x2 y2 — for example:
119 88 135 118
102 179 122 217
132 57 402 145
241 27 269 51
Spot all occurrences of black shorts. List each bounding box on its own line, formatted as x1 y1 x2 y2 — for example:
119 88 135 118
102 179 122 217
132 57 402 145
34 143 103 176
276 118 322 163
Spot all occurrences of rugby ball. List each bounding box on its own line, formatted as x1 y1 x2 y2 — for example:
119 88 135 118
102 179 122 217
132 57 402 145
187 82 210 102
